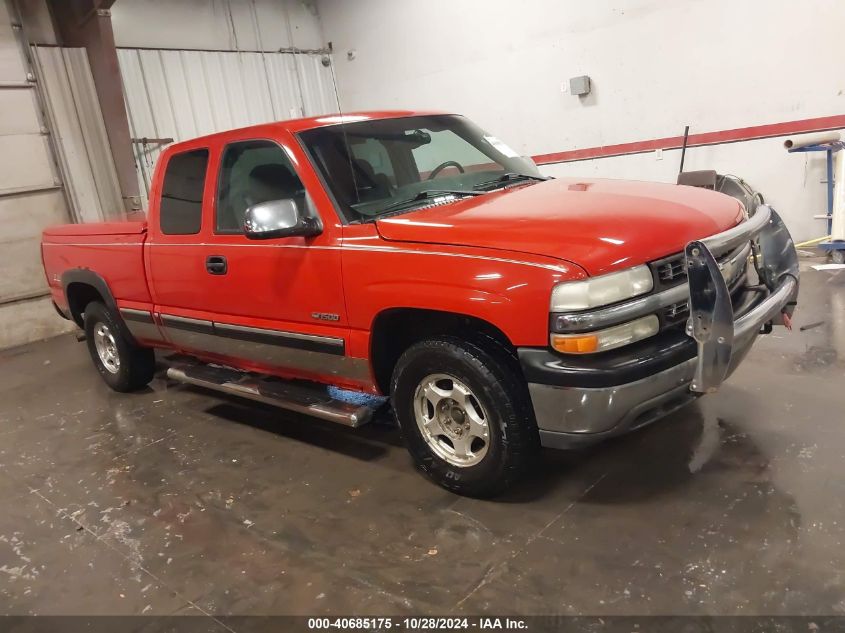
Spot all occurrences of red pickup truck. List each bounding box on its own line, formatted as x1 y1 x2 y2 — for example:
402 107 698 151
41 111 799 496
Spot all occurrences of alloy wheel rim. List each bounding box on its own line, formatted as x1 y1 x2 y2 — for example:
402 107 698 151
93 322 120 374
413 373 490 467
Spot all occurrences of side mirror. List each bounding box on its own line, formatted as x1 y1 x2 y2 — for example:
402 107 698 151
243 199 322 240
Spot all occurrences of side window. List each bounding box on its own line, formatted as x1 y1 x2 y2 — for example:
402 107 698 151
159 149 209 235
216 140 306 233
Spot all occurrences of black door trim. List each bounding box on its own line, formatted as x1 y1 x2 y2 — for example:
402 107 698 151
213 322 344 356
159 314 345 356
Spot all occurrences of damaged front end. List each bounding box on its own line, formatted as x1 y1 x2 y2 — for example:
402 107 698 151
686 205 799 393
522 201 800 450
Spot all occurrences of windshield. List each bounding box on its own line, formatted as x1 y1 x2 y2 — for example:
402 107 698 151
297 115 543 222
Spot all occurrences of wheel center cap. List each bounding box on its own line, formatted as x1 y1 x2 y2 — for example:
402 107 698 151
437 399 467 436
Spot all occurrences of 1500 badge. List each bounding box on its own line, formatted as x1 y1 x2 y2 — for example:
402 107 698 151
311 312 340 322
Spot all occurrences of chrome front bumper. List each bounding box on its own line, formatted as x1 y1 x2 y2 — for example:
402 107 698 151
527 205 799 449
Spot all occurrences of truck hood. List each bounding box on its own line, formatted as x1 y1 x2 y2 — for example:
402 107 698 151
375 178 745 276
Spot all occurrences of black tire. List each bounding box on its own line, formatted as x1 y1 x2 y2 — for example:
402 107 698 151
83 301 155 392
391 336 539 497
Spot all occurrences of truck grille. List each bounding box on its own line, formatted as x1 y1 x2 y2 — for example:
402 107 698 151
652 243 751 329
657 258 686 283
652 244 749 289
663 299 690 326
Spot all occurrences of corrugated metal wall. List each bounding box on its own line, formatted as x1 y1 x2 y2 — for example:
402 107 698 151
32 46 123 223
117 48 338 208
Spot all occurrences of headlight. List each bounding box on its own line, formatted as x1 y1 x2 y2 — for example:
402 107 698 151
550 265 653 311
551 315 659 354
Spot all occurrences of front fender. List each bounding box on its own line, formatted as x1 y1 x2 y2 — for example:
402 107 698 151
342 243 586 351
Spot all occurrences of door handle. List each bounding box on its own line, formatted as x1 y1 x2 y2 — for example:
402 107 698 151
206 255 227 275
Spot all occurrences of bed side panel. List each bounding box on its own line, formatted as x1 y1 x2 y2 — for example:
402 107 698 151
42 231 151 313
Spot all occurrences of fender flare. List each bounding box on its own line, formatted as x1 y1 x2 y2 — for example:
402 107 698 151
61 269 119 318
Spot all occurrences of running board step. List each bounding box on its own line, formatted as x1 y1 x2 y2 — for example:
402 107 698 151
166 362 381 427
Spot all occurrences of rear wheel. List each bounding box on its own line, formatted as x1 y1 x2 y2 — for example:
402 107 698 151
84 301 155 392
391 336 539 497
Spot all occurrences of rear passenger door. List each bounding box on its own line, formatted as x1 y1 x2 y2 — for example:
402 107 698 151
146 146 212 317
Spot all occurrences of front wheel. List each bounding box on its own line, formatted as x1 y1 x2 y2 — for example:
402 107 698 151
84 301 155 392
391 336 539 497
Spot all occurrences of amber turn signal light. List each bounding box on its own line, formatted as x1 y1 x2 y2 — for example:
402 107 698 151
551 334 599 354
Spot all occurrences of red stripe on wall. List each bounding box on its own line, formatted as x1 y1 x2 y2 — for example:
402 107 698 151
532 114 845 165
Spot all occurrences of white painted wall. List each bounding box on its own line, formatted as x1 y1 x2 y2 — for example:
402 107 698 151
111 0 324 52
318 0 845 242
541 139 832 245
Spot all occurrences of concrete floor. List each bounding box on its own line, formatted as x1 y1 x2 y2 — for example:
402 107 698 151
1 261 845 621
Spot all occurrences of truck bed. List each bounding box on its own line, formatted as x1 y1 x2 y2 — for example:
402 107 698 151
42 221 152 317
42 220 148 237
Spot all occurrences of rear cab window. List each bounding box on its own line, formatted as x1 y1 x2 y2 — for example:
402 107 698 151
159 148 210 235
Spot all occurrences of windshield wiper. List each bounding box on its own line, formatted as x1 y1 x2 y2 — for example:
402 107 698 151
378 189 483 214
473 172 550 191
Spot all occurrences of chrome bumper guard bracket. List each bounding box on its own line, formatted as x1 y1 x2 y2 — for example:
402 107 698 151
686 206 799 394
686 240 734 393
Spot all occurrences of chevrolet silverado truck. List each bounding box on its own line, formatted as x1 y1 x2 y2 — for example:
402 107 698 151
41 111 799 497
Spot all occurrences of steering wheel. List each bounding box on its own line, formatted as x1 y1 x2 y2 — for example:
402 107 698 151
427 160 465 180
